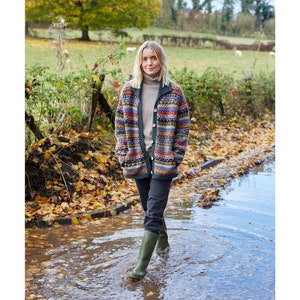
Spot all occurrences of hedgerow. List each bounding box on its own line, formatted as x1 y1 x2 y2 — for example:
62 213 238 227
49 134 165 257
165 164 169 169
25 43 275 147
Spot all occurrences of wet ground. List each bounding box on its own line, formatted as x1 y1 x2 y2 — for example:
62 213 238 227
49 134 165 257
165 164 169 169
25 159 275 300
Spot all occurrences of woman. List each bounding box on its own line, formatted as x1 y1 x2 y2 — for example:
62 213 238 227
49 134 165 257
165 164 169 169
115 41 190 280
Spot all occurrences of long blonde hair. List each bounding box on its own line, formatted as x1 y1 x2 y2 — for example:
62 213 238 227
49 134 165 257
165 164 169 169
131 41 170 88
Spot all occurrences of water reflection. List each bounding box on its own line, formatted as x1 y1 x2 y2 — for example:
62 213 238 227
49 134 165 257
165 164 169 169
26 159 275 299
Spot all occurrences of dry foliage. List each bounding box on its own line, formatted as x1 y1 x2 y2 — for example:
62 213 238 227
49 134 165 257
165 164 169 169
25 114 275 225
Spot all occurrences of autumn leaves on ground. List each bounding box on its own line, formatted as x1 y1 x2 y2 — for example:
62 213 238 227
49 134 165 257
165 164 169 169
25 114 275 226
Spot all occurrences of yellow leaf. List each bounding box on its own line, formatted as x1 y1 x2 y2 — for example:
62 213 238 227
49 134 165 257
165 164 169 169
44 151 51 160
75 182 83 192
54 163 62 170
71 217 79 225
41 260 51 267
49 145 56 152
72 164 79 170
110 210 116 216
219 178 227 184
101 190 108 197
92 74 100 83
78 132 92 139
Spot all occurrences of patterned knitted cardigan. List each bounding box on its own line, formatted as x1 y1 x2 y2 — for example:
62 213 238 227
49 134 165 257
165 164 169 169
115 80 190 180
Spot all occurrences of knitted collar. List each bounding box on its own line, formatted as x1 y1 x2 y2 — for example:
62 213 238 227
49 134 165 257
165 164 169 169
143 73 161 86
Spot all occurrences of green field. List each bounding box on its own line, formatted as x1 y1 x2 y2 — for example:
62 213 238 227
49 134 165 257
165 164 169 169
25 27 275 79
28 26 275 45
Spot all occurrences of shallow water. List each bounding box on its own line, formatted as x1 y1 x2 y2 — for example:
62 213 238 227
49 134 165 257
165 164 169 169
25 159 275 300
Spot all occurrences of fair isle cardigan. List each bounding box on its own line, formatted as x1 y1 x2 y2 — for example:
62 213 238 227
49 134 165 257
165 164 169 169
115 79 190 180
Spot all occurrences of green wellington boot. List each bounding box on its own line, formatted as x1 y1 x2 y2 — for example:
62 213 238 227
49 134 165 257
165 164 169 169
128 231 159 280
155 220 170 255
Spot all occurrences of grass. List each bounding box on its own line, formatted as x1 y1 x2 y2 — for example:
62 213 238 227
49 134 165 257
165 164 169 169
25 35 275 80
28 26 275 44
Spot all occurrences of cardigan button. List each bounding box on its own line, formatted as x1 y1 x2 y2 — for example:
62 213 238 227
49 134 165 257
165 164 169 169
153 108 157 112
152 123 156 127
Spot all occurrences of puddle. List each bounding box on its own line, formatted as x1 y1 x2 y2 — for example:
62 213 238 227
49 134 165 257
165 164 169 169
26 159 275 299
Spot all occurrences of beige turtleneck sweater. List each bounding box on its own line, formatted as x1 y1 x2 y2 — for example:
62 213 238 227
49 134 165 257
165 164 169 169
141 74 160 153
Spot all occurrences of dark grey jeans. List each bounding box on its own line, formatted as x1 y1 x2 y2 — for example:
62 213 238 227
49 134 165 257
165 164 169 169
135 178 172 235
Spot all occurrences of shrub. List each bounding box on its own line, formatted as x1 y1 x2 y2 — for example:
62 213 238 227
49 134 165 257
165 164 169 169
171 66 274 122
25 44 127 146
236 70 275 117
25 50 275 148
25 65 92 140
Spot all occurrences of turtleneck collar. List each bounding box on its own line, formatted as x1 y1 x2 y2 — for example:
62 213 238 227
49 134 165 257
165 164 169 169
143 73 161 86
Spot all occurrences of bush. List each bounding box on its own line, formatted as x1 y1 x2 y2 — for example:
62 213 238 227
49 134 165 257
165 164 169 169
236 70 275 117
26 53 275 148
25 44 127 146
171 66 275 122
25 65 93 142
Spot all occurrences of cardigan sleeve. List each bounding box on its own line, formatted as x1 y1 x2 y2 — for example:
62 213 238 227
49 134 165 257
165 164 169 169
173 89 190 165
114 93 127 167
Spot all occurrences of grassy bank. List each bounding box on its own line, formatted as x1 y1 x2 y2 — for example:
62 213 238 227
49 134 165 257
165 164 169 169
28 26 275 44
25 35 275 78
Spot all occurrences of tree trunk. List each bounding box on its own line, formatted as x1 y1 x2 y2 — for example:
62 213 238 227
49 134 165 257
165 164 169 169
25 111 45 140
25 79 45 140
97 90 115 129
81 25 90 41
25 21 30 36
86 74 115 132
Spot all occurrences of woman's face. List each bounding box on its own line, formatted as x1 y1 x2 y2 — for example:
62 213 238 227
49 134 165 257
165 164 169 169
141 47 161 77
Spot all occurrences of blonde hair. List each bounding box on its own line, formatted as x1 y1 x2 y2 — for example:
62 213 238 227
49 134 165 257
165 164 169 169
131 41 170 88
